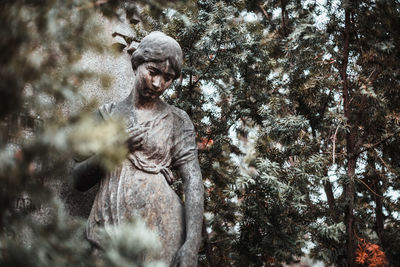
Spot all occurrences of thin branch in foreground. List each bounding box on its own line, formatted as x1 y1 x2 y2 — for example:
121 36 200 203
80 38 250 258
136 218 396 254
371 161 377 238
259 4 271 21
355 177 384 199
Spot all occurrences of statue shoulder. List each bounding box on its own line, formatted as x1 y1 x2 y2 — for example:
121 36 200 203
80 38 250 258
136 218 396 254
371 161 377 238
169 106 194 130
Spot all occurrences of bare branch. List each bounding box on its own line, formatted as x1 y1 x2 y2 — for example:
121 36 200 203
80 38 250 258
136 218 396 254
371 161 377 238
355 177 384 198
259 4 271 21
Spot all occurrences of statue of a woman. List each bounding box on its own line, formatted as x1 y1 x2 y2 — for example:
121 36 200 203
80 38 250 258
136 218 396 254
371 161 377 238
73 31 204 267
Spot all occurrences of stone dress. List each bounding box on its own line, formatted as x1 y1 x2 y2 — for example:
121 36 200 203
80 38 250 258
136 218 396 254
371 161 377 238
86 99 197 264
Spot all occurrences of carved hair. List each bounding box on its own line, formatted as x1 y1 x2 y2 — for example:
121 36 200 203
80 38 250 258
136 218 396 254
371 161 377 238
131 31 183 79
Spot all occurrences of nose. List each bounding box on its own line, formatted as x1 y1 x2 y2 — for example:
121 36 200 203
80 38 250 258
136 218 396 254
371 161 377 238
152 76 165 91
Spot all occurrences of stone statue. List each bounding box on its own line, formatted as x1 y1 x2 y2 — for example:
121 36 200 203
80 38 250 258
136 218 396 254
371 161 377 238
72 31 204 267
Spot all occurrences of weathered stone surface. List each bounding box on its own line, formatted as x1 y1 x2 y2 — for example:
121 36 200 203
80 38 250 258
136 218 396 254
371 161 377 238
73 32 204 266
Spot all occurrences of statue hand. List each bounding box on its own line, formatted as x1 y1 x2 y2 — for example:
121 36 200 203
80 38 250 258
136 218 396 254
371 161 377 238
99 103 115 121
172 242 198 267
126 125 149 151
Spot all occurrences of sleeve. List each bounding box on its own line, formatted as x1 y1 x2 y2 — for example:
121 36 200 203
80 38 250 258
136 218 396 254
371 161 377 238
171 109 198 168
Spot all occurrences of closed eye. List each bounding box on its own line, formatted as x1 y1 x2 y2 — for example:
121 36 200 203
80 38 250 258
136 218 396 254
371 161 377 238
147 67 159 76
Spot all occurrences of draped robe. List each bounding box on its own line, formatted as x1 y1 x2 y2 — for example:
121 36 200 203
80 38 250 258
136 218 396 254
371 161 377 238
85 99 198 264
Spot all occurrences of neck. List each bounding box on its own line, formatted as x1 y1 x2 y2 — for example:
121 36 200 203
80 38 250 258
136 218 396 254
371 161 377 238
130 88 160 110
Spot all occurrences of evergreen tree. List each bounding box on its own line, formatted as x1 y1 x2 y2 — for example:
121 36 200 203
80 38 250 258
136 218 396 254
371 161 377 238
234 0 400 266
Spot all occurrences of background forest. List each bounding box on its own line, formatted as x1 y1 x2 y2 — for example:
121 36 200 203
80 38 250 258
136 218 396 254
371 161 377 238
1 0 399 266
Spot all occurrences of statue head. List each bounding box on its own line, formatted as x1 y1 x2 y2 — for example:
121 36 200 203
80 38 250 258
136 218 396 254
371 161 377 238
131 32 183 80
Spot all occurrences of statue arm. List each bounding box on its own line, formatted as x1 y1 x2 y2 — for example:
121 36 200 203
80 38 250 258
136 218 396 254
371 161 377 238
174 157 204 267
72 154 106 192
72 103 113 192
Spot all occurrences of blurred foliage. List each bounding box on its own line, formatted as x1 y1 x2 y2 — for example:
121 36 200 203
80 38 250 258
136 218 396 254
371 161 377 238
0 0 170 266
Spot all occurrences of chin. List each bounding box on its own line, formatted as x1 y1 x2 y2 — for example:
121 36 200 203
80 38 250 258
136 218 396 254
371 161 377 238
143 93 159 100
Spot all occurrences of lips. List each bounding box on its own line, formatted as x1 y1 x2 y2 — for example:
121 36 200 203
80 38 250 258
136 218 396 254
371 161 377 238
142 88 161 98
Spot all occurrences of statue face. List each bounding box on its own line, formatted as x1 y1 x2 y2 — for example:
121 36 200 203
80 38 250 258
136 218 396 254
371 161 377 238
135 60 176 100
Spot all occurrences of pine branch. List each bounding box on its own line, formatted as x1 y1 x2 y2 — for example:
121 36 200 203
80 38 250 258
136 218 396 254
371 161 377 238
359 66 383 93
352 129 400 158
366 66 382 84
194 30 224 87
374 149 399 175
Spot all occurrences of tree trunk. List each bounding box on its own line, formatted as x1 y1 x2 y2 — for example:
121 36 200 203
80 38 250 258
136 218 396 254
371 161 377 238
341 7 356 267
323 178 338 222
345 155 356 267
